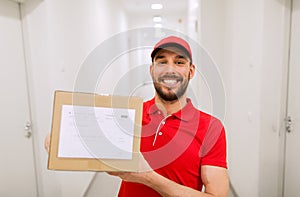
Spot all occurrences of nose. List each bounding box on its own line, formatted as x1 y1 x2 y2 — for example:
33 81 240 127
164 61 177 73
160 66 175 76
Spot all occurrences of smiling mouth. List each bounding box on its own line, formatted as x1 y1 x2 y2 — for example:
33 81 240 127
162 79 179 85
158 76 182 88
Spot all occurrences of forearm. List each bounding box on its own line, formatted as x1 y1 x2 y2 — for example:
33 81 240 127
108 156 228 197
141 171 214 197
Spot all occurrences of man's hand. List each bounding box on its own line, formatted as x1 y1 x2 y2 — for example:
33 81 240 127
107 152 153 184
108 153 229 197
44 133 50 153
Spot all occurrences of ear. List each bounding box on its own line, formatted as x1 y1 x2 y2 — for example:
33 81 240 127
150 64 154 76
189 64 196 79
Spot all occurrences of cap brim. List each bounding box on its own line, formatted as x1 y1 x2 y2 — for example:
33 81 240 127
151 43 192 62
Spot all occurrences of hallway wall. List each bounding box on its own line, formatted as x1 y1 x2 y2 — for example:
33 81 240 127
21 0 127 196
200 0 290 196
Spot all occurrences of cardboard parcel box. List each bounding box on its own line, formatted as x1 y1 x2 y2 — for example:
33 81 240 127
48 91 143 172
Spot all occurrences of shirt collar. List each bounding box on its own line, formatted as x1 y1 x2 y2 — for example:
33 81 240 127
147 98 197 122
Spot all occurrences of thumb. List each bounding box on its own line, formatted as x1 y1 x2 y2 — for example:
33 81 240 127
137 152 152 173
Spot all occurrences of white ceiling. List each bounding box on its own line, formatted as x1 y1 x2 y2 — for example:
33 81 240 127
120 0 190 29
120 0 189 13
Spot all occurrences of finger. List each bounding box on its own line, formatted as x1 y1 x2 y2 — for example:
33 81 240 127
44 134 50 153
137 153 152 172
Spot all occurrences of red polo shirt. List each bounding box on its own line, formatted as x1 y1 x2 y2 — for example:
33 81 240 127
118 98 227 197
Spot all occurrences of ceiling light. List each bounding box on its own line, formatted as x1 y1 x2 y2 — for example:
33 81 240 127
153 16 162 22
151 4 163 10
154 23 162 28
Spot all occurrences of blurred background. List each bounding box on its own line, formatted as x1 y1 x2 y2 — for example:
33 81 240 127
0 0 299 196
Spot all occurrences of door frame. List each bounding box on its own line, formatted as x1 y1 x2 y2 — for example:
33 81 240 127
279 0 297 196
18 1 40 196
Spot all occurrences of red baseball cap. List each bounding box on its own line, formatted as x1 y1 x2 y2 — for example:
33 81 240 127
151 36 192 62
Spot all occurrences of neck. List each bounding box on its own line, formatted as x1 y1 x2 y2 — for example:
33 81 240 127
154 94 187 116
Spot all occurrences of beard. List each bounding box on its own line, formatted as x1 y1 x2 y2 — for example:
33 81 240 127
153 73 190 102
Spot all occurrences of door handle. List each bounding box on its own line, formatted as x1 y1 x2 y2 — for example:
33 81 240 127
285 116 292 133
24 121 32 138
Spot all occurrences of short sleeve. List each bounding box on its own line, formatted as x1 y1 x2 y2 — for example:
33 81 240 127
199 118 227 168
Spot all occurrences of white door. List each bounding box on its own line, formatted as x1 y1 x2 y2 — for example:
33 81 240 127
0 0 37 196
284 0 300 196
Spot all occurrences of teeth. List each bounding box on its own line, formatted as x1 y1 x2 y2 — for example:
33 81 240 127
163 79 177 84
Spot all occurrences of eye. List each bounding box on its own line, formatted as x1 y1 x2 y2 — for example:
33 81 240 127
156 61 167 66
175 60 187 66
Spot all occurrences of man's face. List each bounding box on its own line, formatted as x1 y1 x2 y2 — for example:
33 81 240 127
150 46 195 102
